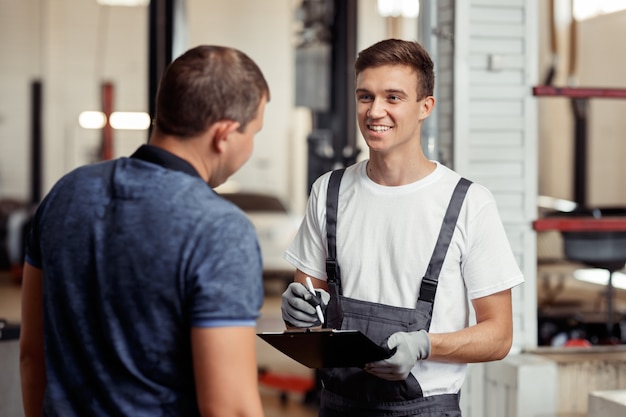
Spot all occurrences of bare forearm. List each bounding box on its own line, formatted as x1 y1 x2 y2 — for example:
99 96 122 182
428 319 512 363
20 263 46 417
20 356 46 417
199 394 264 417
428 290 514 363
193 327 264 417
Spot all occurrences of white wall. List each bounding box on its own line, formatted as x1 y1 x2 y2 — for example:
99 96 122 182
0 0 302 210
0 0 148 201
0 0 44 200
186 0 297 205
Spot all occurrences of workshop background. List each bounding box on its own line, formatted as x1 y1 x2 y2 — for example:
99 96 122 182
2 1 626 416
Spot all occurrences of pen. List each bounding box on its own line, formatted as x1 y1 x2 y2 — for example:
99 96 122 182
305 276 325 324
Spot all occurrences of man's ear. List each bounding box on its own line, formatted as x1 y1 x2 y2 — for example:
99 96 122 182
419 96 436 120
210 120 241 152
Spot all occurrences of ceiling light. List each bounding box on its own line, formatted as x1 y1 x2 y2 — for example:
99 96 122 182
109 112 151 130
79 111 107 129
78 111 151 130
377 0 420 18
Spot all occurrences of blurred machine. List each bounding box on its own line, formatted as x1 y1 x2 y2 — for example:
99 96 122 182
295 0 360 193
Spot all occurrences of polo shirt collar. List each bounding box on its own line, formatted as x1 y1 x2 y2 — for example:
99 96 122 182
130 144 202 180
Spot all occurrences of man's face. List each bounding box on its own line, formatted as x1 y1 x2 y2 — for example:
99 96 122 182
213 98 267 187
355 64 432 155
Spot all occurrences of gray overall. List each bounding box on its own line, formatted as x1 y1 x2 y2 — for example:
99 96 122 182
319 169 471 417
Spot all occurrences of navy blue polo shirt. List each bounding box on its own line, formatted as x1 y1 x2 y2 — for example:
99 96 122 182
26 145 264 416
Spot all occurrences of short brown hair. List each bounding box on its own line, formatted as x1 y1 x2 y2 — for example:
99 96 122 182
155 45 270 137
355 39 434 99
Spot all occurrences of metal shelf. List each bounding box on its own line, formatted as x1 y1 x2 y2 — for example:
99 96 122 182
533 86 626 99
533 217 626 232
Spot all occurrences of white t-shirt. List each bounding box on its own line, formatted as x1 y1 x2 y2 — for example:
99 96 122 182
284 160 524 396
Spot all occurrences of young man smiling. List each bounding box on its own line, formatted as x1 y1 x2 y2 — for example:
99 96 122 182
281 39 524 416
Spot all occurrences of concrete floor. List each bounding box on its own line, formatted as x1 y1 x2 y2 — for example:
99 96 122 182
0 271 317 417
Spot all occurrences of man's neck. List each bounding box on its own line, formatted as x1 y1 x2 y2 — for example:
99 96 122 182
148 134 212 183
366 152 436 186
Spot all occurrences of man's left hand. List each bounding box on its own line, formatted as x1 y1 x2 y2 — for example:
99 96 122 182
363 330 430 381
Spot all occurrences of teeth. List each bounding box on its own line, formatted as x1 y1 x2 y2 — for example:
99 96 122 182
369 125 391 132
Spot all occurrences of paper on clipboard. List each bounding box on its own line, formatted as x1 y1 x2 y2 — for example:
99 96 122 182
257 328 393 368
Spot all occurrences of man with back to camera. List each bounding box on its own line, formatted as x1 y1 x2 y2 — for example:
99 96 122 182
281 39 525 416
20 45 270 417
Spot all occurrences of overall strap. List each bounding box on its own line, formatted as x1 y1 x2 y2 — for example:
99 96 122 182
325 169 345 291
417 178 472 327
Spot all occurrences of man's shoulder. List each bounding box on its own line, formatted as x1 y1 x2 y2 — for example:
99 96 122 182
38 161 117 208
432 163 495 201
56 159 117 182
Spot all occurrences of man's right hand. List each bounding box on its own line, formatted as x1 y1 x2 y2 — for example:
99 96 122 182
281 282 329 327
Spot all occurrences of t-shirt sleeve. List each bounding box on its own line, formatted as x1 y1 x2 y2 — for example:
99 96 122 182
24 197 49 269
188 211 264 328
283 174 329 280
462 187 524 299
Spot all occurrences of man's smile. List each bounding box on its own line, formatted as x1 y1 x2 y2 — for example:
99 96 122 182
368 124 392 132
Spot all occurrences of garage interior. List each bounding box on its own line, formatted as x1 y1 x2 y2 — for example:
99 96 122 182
2 1 626 416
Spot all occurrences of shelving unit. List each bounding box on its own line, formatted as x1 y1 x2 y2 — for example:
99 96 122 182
533 85 626 341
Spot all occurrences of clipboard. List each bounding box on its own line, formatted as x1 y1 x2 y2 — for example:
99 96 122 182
257 329 393 368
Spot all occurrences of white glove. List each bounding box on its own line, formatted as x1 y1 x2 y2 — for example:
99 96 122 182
281 282 330 327
364 330 430 381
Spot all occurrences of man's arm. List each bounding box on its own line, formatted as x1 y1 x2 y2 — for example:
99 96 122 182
365 287 514 381
20 262 46 417
192 326 264 417
428 288 513 363
293 269 328 290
